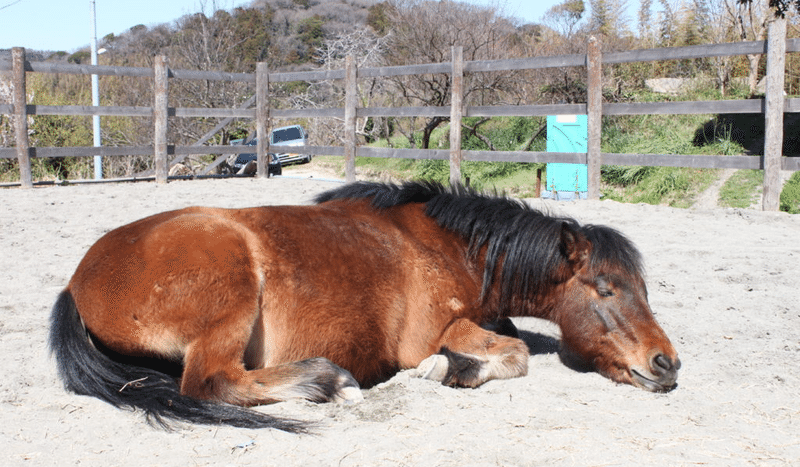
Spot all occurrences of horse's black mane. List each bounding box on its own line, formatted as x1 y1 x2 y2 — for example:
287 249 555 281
316 181 643 304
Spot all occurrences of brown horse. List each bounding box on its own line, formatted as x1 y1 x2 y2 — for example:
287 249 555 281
50 181 680 432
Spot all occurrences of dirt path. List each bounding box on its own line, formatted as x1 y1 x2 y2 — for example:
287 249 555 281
692 168 736 210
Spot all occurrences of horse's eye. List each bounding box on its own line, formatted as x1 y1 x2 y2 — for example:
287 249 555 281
598 289 614 298
595 277 614 297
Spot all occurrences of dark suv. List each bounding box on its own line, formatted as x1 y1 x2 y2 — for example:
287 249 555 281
230 138 282 176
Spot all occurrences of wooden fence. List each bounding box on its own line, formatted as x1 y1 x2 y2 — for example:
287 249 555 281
2 17 799 210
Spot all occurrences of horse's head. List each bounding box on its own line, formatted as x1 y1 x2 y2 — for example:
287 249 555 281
551 224 680 392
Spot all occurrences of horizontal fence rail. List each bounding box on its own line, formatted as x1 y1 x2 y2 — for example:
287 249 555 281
1 18 799 210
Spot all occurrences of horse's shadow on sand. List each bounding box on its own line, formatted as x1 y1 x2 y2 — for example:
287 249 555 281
517 329 593 374
518 330 560 356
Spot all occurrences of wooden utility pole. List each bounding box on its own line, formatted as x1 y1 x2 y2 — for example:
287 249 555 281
153 55 169 184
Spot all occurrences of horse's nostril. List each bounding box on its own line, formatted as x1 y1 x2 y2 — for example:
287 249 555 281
652 353 672 373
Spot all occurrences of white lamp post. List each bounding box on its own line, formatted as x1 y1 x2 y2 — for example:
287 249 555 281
90 0 103 179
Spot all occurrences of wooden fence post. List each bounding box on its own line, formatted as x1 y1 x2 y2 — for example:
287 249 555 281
587 37 602 200
153 55 169 184
256 62 270 178
763 17 786 212
12 47 32 189
450 46 464 187
344 55 357 183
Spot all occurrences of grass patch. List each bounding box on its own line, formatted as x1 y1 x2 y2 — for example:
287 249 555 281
719 170 763 208
602 166 717 207
780 171 800 214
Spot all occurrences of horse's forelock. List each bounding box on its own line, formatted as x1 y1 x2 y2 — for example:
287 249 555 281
580 224 645 280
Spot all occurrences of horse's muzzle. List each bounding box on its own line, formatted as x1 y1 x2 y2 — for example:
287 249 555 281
631 352 681 392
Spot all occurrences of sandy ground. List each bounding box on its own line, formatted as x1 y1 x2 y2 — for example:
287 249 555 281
1 174 798 466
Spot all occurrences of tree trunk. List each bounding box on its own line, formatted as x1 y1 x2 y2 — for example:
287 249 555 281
421 116 446 149
747 53 760 95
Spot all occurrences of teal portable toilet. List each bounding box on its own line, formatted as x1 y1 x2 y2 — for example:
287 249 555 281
544 115 588 200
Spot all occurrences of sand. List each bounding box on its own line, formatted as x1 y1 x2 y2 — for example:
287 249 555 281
1 175 798 466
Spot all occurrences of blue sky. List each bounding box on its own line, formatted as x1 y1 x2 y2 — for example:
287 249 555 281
460 0 563 25
0 0 564 53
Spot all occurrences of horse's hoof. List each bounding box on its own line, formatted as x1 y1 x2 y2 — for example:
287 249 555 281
333 385 364 404
414 354 449 382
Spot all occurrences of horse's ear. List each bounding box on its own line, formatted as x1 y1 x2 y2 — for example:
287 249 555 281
560 224 591 272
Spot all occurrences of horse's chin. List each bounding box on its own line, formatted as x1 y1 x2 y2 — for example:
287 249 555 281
629 367 678 393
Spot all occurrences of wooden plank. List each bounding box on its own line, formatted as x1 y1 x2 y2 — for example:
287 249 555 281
153 55 169 184
344 55 357 182
450 46 464 186
1 38 788 84
173 144 345 156
605 99 763 116
603 153 762 170
271 108 345 119
357 106 450 118
467 103 586 117
357 147 449 160
604 40 767 64
269 69 345 83
763 18 786 211
783 157 800 171
23 62 153 78
784 98 800 112
169 69 253 83
12 48 32 188
173 108 256 118
256 62 270 178
29 104 153 117
0 146 154 159
4 145 780 172
464 54 585 73
464 150 586 164
587 37 602 200
358 62 450 78
303 145 345 156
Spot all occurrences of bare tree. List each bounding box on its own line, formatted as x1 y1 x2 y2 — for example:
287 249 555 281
313 30 393 144
383 0 521 149
543 0 586 39
726 0 773 94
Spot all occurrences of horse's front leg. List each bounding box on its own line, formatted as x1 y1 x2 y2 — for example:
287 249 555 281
414 318 529 387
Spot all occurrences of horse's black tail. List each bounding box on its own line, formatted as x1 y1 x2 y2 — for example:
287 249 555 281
48 290 309 432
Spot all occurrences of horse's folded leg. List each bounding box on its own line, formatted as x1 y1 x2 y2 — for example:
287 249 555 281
181 355 363 406
250 357 364 404
426 318 529 388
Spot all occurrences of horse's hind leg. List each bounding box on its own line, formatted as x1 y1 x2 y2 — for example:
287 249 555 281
179 319 362 406
416 318 529 388
182 346 362 406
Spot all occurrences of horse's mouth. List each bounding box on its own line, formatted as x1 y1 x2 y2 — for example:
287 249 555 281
630 368 677 393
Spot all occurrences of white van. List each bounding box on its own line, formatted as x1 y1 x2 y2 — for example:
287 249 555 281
269 125 311 164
